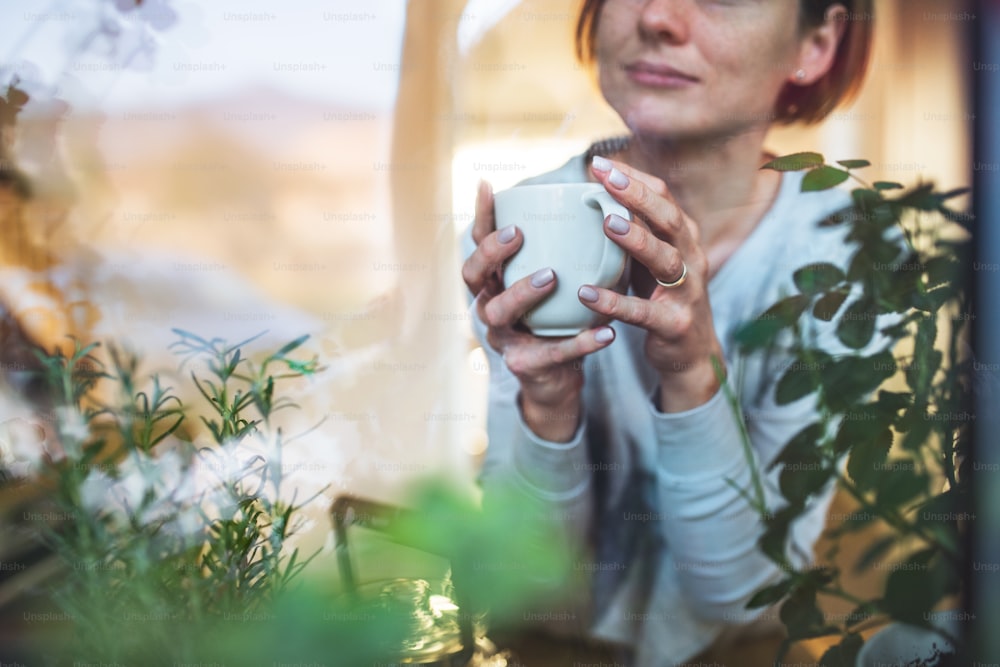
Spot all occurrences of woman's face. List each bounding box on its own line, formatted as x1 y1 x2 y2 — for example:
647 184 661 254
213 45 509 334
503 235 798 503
595 0 813 140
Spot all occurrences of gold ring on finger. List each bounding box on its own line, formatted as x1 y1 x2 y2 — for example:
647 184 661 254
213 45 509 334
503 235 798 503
655 262 688 289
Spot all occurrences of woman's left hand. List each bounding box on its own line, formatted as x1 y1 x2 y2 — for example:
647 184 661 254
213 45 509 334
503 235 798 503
583 156 725 413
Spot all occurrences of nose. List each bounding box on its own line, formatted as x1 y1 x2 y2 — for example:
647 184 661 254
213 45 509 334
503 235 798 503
637 0 691 44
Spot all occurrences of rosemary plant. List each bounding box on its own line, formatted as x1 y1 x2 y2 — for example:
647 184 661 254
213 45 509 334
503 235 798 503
21 330 327 662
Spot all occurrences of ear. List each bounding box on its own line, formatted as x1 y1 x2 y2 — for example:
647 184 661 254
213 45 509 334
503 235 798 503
790 4 849 86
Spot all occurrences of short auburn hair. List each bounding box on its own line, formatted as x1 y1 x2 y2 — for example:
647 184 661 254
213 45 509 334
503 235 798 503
574 0 874 125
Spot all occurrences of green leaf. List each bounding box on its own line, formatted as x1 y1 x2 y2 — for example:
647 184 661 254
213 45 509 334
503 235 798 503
876 390 911 420
274 334 310 358
814 289 850 321
223 348 241 380
845 427 893 490
873 181 904 191
845 247 880 284
758 507 797 563
771 422 826 471
803 566 837 588
820 351 897 413
915 490 963 555
776 361 821 405
878 314 918 341
779 455 832 505
908 317 939 400
171 328 214 348
836 297 877 349
853 534 897 574
836 159 871 170
746 578 795 609
779 586 832 640
911 285 953 313
819 633 863 667
851 187 882 213
734 295 810 351
880 253 925 313
863 235 905 265
802 165 851 192
939 187 970 200
924 256 960 289
899 413 932 452
149 414 185 448
794 263 846 296
894 183 941 211
872 201 902 231
762 152 825 171
226 330 267 354
916 490 958 528
882 551 957 625
876 465 927 508
834 406 889 456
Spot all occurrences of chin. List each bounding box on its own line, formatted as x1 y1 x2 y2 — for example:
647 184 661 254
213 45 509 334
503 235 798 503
617 105 703 141
619 99 762 143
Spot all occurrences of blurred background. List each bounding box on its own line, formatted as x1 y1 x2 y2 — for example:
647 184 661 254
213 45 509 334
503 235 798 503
0 0 980 663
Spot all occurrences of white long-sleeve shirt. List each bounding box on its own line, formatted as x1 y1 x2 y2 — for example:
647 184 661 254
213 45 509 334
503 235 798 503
462 154 878 666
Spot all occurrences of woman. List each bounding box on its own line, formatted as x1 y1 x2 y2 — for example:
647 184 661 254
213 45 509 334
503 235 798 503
462 1 874 664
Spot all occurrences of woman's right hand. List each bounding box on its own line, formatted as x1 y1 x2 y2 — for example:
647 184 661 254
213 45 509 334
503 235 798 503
461 181 616 442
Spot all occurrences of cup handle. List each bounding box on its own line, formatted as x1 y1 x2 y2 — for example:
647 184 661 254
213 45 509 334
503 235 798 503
582 189 630 287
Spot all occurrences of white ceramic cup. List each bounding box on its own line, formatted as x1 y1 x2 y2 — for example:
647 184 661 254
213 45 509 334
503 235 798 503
493 183 631 337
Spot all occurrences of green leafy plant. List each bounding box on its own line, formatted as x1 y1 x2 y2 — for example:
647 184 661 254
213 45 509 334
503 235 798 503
5 330 573 665
16 330 333 662
730 153 972 666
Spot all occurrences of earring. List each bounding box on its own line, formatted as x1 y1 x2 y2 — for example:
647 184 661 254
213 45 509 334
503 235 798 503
794 69 806 81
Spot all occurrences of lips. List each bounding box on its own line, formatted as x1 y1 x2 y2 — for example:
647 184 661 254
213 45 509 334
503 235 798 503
624 61 699 87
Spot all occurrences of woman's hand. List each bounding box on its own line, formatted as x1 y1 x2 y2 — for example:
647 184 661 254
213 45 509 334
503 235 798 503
462 181 615 442
584 157 726 413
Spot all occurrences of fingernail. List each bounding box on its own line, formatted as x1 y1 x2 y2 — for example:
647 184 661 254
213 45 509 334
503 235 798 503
595 327 614 344
578 285 599 302
498 226 517 243
592 155 612 172
607 214 629 235
531 268 555 287
608 168 630 189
